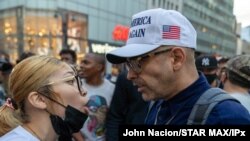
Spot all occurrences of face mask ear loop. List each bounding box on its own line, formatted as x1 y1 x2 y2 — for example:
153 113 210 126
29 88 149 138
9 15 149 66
36 88 67 109
45 108 52 115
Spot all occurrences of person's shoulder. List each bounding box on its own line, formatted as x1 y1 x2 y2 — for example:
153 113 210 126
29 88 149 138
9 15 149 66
211 100 250 124
215 99 248 110
230 93 250 100
0 136 27 141
0 126 39 141
0 127 25 141
104 79 115 87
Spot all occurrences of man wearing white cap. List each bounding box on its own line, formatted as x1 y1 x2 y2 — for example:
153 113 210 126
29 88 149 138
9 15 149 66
106 8 250 125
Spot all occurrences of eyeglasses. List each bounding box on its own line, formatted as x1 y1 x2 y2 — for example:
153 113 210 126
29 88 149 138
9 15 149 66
126 48 172 73
45 75 86 96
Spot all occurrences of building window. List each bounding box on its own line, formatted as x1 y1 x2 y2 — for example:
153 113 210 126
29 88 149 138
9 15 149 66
0 8 88 63
171 3 174 9
152 0 156 6
167 2 170 9
0 8 18 62
159 0 161 7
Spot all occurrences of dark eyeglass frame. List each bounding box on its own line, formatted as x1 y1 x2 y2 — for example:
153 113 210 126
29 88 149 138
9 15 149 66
126 48 172 73
44 75 86 96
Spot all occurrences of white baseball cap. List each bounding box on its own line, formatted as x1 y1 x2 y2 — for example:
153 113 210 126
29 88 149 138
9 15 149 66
106 8 197 64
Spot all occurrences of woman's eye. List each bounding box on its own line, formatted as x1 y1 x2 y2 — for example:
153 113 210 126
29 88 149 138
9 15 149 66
66 79 75 85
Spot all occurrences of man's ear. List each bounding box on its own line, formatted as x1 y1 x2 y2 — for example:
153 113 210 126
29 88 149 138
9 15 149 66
220 72 227 84
97 64 104 72
27 92 47 109
171 48 185 71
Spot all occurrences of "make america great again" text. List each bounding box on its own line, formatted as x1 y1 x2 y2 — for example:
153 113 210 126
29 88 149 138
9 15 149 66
129 16 151 38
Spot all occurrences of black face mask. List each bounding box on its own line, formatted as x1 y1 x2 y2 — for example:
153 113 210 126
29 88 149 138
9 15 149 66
50 105 88 141
37 89 88 141
205 74 217 84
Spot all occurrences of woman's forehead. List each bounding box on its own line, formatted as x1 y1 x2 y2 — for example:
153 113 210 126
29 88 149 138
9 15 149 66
49 65 75 79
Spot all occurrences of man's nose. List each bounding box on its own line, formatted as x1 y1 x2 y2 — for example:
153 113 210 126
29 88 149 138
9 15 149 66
127 69 138 80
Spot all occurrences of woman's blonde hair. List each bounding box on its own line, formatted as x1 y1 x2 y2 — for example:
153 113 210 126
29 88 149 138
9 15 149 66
0 55 69 136
0 105 21 136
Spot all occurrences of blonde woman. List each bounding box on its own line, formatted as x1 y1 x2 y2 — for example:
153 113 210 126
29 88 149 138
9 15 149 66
0 55 88 141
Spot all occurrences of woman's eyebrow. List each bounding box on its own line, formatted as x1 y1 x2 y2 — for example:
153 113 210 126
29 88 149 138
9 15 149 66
63 71 75 77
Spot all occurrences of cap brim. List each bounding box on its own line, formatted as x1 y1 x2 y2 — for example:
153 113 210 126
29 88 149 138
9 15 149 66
106 44 160 64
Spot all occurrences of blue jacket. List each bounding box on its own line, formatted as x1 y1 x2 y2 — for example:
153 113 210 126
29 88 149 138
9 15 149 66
145 73 250 125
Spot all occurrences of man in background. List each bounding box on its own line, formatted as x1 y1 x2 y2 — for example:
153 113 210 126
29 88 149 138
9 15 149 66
216 57 230 88
79 53 115 141
221 55 250 113
195 55 220 87
0 62 13 105
59 49 77 66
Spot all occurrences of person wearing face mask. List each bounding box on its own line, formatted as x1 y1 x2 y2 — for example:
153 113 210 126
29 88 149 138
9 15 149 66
0 55 89 141
195 55 220 87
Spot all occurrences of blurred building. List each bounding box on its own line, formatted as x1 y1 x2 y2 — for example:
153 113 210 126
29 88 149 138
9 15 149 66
240 25 250 54
147 0 182 11
241 40 250 54
241 26 250 42
0 0 239 63
236 23 243 55
0 0 148 63
148 0 237 56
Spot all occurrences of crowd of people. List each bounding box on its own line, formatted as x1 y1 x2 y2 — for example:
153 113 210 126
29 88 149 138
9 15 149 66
0 8 250 141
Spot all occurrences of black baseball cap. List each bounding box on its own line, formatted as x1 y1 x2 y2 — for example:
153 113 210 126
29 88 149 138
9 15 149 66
195 55 218 70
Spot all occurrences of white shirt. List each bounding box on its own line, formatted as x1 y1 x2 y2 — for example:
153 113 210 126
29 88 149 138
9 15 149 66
82 79 115 106
230 92 250 113
80 78 115 141
0 126 39 141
